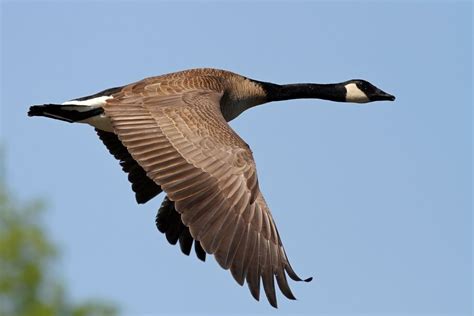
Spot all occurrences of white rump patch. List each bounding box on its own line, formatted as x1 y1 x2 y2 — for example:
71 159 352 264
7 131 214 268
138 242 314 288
62 95 113 106
344 83 369 103
62 95 114 132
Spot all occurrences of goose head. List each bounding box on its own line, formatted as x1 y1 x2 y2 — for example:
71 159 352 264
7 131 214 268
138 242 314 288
343 79 395 103
256 78 395 105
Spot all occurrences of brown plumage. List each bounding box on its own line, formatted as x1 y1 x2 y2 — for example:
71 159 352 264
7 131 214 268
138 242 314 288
28 68 395 308
102 69 307 307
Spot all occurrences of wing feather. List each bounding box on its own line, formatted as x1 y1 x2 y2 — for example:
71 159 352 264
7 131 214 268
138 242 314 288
95 129 162 204
103 82 309 307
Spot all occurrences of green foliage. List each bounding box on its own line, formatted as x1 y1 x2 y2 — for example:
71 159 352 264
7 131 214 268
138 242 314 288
0 186 118 316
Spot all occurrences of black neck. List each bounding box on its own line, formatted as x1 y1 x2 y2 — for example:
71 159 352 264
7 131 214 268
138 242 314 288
257 81 346 103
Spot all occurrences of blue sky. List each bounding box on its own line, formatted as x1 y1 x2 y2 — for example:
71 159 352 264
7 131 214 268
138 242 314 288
1 1 472 315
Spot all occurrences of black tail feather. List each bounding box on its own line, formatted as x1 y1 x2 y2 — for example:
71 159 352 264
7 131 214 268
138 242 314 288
28 104 103 123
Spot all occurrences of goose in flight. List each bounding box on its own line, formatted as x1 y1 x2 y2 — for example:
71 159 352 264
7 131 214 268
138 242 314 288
28 68 395 307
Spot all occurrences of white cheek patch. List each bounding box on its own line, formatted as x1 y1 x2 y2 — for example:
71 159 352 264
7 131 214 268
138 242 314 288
345 83 370 103
62 95 112 106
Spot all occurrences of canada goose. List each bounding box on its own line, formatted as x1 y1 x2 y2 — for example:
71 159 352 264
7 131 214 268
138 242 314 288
28 68 395 308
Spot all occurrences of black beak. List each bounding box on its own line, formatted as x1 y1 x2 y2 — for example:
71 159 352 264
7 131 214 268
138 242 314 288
373 89 396 101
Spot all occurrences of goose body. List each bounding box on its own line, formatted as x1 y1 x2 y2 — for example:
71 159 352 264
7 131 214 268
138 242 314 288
28 68 395 307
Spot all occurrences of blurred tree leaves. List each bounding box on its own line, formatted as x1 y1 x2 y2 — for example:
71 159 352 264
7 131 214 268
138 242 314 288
0 183 119 316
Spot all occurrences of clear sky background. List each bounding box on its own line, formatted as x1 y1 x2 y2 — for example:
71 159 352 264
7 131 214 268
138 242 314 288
1 1 472 315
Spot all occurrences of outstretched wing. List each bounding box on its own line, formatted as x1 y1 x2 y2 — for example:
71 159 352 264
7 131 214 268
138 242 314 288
103 83 310 307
